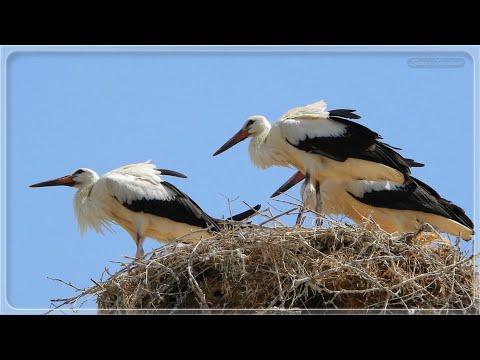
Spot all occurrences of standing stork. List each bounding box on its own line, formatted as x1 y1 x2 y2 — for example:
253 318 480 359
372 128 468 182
213 100 423 213
272 171 474 241
30 161 260 258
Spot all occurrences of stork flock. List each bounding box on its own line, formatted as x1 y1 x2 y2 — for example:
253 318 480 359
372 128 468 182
214 101 474 240
30 100 474 258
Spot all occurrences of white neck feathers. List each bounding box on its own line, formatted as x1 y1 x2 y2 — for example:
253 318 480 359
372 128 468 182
73 182 112 235
248 123 290 169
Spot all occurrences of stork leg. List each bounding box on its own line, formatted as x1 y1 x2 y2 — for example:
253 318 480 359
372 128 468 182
296 172 310 227
135 232 145 258
295 205 306 226
314 181 323 227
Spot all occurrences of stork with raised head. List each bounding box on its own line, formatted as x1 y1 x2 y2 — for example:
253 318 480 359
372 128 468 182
213 100 423 213
272 171 474 241
30 161 260 258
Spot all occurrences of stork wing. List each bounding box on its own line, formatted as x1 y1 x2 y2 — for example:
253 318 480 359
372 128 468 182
347 176 473 230
435 198 474 230
410 177 474 230
280 100 331 120
280 100 361 121
280 109 420 174
123 181 221 231
100 171 221 231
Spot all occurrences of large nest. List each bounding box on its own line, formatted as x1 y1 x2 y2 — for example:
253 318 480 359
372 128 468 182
52 214 479 314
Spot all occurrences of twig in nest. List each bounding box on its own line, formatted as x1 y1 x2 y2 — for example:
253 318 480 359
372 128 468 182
48 210 478 314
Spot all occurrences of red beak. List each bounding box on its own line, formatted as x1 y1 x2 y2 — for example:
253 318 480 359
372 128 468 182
213 128 250 156
271 171 306 198
30 175 76 188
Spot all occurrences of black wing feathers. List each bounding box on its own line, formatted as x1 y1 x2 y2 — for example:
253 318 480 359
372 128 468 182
289 109 421 174
411 177 473 230
347 178 448 218
348 176 473 230
291 115 378 162
437 199 474 230
227 204 261 221
410 177 441 198
357 142 416 175
405 159 425 168
120 182 221 232
328 109 361 120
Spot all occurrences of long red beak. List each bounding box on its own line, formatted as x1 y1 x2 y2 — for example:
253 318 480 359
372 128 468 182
271 171 306 198
213 128 250 156
30 175 76 188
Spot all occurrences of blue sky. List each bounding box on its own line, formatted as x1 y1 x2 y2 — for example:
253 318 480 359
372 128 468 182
1 46 477 313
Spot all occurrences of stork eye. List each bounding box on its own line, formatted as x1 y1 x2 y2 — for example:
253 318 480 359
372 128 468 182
246 119 255 128
72 169 85 176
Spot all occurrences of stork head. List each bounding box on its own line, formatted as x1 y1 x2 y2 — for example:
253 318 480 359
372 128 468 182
213 115 270 156
30 168 99 189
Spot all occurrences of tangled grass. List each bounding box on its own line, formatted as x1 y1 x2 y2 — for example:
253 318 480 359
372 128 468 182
50 211 479 314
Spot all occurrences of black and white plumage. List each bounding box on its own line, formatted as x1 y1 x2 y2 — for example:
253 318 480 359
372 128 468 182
30 162 260 257
272 171 474 241
213 100 423 214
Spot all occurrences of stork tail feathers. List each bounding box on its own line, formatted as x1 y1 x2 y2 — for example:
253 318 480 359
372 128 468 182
328 109 361 120
226 204 261 221
405 159 425 168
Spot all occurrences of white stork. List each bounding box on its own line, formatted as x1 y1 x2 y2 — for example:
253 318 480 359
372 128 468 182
272 171 474 241
30 162 260 258
213 100 423 213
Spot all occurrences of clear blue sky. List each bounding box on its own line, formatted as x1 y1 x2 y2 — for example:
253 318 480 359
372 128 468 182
1 46 476 313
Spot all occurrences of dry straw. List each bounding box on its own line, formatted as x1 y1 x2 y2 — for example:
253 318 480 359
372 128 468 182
50 208 479 314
